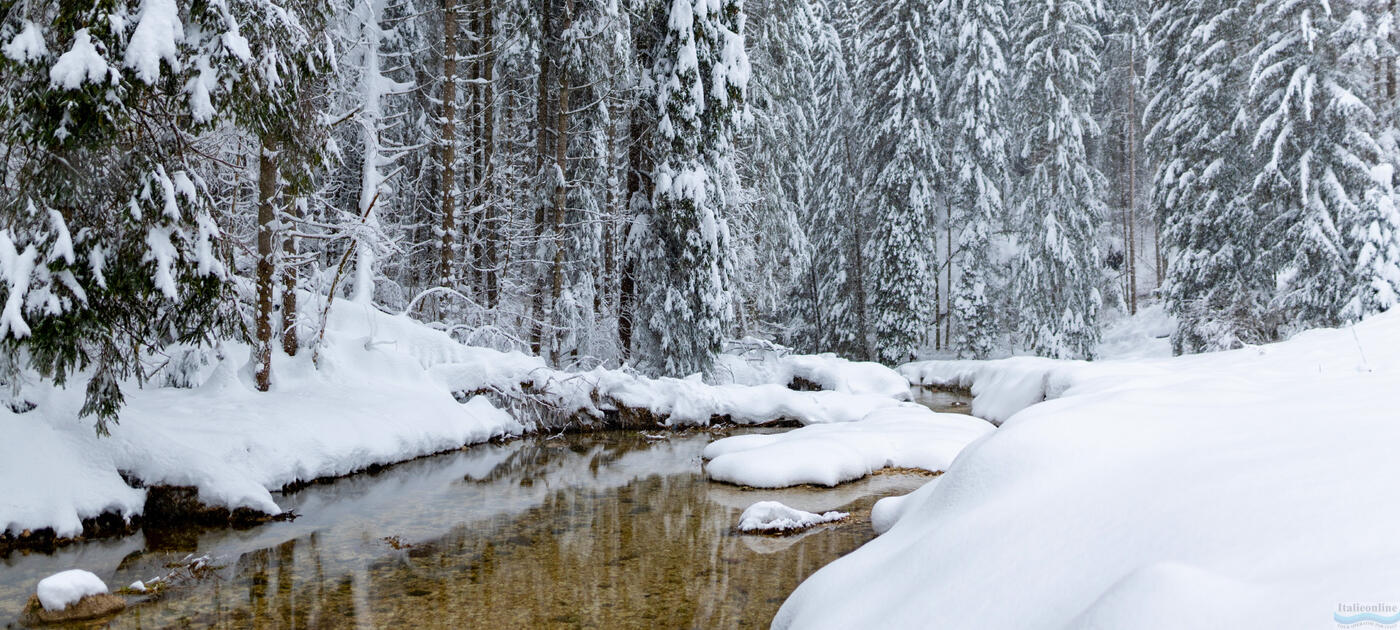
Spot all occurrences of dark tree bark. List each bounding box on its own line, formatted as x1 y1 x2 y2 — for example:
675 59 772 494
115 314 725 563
439 0 459 291
255 139 277 392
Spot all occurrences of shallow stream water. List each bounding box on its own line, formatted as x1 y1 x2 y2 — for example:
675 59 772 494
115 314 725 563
1 389 969 629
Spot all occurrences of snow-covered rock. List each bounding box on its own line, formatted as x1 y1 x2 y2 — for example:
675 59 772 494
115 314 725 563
776 311 1400 630
36 570 107 611
737 501 847 533
704 406 994 488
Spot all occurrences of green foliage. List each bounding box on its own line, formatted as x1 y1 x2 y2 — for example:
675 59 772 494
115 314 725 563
0 0 322 433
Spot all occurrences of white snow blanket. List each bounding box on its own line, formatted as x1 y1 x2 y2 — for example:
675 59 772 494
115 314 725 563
35 570 107 611
704 406 994 488
778 311 1400 630
737 501 847 533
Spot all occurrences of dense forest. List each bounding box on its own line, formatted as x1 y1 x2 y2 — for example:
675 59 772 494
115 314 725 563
0 0 1397 430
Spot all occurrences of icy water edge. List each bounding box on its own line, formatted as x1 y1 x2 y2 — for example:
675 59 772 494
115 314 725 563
0 389 970 629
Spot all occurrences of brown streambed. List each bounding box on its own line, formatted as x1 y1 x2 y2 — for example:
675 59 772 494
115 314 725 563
0 433 929 628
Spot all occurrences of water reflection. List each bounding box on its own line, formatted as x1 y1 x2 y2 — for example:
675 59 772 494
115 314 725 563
2 430 931 629
910 387 973 414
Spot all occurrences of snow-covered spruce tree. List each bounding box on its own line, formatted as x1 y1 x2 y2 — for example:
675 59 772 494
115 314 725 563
0 0 308 431
1149 0 1273 352
1009 0 1106 359
942 0 1008 359
1248 0 1398 330
634 0 750 377
859 0 940 365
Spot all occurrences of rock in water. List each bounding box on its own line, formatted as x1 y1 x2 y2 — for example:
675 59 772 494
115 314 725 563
21 593 125 625
21 569 125 625
737 501 848 534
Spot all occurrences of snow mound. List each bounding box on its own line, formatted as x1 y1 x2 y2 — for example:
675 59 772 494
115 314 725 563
36 570 107 611
776 311 1400 630
783 354 910 399
737 501 847 533
704 406 994 488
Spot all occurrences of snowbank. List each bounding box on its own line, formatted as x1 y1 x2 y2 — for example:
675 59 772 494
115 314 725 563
777 311 1400 630
35 570 106 611
704 406 994 488
432 343 914 428
737 501 847 533
713 340 911 399
1 301 524 538
898 356 1076 424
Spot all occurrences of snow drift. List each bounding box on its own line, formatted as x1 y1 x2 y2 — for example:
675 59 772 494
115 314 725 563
777 311 1400 630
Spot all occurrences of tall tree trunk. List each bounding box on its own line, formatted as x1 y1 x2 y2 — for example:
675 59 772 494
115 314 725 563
807 248 825 351
933 240 941 351
619 106 648 361
601 95 620 321
282 197 299 356
255 139 277 392
551 0 572 359
1390 0 1397 103
945 198 952 345
851 218 870 360
842 136 872 360
1127 32 1138 314
439 0 459 292
466 0 484 296
530 0 552 355
481 0 498 308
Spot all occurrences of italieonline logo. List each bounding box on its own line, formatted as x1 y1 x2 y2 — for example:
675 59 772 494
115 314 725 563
1336 602 1400 628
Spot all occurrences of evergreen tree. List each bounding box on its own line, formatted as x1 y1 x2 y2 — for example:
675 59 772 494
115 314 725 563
634 0 750 376
943 0 1008 359
1009 0 1106 359
0 0 312 431
1151 0 1273 351
860 0 940 364
1248 0 1397 330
